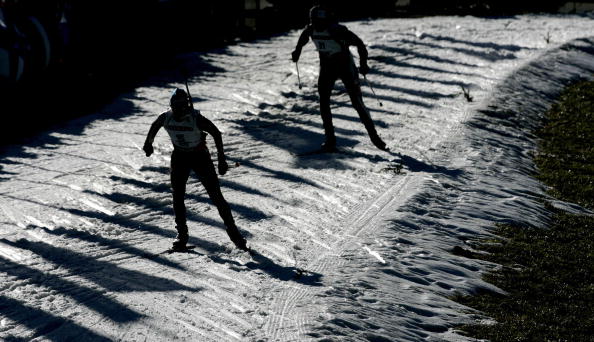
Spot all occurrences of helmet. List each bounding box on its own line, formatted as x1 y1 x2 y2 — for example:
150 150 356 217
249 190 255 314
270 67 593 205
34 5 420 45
310 6 333 26
170 88 189 108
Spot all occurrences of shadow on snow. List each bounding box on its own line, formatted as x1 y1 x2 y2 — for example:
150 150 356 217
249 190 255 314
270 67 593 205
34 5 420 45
0 295 112 342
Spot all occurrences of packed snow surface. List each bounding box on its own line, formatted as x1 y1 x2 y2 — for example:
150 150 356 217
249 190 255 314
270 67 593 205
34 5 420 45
1 14 594 342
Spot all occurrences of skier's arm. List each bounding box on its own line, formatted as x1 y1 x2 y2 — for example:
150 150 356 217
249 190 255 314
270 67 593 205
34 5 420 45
143 113 165 157
197 115 229 175
292 26 313 62
345 29 369 74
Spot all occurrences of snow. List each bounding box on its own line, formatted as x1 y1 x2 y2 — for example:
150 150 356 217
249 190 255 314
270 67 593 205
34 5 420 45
2 14 594 342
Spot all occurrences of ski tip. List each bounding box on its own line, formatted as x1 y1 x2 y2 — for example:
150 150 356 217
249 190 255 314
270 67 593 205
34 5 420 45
165 245 197 254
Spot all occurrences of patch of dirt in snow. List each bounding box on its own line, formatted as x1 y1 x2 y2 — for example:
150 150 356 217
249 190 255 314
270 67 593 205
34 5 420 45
1 14 594 342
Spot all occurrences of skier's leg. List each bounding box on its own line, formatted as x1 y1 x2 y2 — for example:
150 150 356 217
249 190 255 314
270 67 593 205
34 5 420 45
193 152 247 250
194 157 234 227
170 150 191 246
347 82 376 133
318 67 337 149
342 64 387 150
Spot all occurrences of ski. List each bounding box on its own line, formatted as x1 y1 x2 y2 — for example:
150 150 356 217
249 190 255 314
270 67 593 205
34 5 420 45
162 245 198 255
295 147 342 157
148 244 252 258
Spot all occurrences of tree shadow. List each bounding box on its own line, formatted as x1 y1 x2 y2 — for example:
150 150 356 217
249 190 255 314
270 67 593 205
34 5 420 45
0 94 141 157
466 117 526 141
368 55 477 77
0 295 112 342
66 202 226 234
4 239 198 293
360 89 435 108
320 81 435 107
0 189 162 241
331 111 391 128
363 82 456 102
373 44 479 68
83 184 270 224
2 171 258 248
0 50 226 172
273 91 395 124
55 136 140 151
111 174 275 200
367 66 472 88
329 99 399 118
246 158 327 186
418 33 530 53
138 165 171 175
138 148 323 189
0 164 17 182
219 178 275 198
39 227 186 271
396 38 518 62
0 176 241 242
0 255 144 323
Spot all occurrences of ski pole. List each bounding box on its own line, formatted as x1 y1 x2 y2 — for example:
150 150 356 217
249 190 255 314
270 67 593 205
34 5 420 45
184 78 194 110
363 75 383 107
184 75 209 139
295 62 302 90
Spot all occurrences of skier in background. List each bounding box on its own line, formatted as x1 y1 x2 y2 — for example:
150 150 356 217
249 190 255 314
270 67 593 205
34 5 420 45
143 88 248 251
291 5 388 152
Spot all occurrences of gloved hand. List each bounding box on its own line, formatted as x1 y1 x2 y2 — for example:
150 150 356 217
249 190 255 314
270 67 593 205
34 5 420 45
143 142 154 157
218 156 228 176
291 49 301 63
359 62 370 76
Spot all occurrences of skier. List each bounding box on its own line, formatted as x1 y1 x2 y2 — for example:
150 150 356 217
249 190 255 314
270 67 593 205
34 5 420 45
143 88 248 251
291 5 388 152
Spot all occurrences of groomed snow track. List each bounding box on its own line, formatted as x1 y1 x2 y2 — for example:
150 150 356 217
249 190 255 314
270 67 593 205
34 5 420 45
1 15 594 342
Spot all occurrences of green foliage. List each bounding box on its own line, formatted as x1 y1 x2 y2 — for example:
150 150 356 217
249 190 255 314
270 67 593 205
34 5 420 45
456 215 594 341
535 80 594 210
453 80 594 342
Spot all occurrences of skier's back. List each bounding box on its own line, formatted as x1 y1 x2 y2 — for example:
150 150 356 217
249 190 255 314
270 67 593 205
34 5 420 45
291 5 388 152
143 88 248 251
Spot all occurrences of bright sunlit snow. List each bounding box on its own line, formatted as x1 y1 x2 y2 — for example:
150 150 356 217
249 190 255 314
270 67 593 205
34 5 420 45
1 14 594 342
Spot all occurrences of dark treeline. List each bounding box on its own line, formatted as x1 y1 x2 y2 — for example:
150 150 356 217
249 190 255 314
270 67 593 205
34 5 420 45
406 0 566 15
0 0 572 144
1 0 570 89
1 0 313 94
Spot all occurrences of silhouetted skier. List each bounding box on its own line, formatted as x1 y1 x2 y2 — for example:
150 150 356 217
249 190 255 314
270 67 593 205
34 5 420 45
143 88 248 251
291 5 388 152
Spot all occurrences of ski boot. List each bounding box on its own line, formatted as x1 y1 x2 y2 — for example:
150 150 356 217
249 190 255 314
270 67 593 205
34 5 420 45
171 228 188 251
226 226 248 251
320 138 337 153
370 134 389 151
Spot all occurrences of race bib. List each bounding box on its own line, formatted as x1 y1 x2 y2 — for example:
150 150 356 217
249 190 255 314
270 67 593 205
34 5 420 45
164 111 203 149
312 30 343 55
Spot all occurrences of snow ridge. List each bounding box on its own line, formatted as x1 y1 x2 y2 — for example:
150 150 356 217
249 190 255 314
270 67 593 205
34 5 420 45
305 36 594 341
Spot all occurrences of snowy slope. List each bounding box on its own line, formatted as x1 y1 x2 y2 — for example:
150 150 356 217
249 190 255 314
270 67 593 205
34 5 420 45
1 14 594 342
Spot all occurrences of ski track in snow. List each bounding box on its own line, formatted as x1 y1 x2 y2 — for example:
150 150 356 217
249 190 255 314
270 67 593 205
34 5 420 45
1 14 594 341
